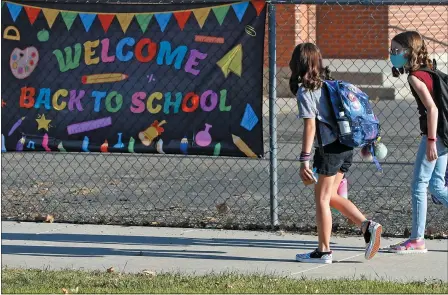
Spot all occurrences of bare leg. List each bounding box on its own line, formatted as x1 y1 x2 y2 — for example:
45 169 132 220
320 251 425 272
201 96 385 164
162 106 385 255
315 174 336 252
329 171 367 228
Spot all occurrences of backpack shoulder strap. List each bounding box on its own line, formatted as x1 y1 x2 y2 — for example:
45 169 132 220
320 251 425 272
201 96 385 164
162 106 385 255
315 81 335 157
418 66 448 147
415 67 435 75
414 67 448 81
315 118 324 156
416 67 448 91
322 80 339 120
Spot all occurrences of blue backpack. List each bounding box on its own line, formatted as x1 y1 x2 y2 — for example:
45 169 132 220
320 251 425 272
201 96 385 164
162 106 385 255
317 80 382 170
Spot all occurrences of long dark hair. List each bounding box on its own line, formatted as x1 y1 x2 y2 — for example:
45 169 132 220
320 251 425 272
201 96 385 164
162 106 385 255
392 31 433 72
289 43 331 95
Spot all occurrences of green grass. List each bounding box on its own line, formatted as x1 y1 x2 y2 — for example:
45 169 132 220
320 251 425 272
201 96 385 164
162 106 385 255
2 268 447 294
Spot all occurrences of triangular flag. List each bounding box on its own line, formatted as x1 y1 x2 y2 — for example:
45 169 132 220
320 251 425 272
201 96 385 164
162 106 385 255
193 7 211 29
135 14 152 33
79 13 96 32
154 13 172 32
212 6 230 26
98 14 114 32
232 2 249 22
42 8 59 28
24 6 41 25
173 11 191 31
7 2 22 22
61 11 77 30
251 0 265 16
216 44 243 78
117 13 134 33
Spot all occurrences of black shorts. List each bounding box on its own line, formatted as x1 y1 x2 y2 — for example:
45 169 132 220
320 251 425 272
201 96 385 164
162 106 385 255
313 140 354 176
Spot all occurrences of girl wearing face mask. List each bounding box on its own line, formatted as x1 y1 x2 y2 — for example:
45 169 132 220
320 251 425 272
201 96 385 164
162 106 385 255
388 31 448 254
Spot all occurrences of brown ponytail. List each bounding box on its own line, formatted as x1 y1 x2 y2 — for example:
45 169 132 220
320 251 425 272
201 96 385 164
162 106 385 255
415 39 433 71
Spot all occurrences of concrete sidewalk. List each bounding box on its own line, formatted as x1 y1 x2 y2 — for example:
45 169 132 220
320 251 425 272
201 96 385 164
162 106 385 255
1 221 447 282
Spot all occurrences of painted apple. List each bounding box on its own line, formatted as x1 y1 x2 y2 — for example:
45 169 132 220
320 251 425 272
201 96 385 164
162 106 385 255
37 29 49 42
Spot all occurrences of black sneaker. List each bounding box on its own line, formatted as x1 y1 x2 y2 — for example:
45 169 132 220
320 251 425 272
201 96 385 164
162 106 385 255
296 248 332 264
363 220 382 260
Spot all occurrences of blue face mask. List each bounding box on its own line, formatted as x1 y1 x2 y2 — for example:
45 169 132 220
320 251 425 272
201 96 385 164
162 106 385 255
390 52 408 68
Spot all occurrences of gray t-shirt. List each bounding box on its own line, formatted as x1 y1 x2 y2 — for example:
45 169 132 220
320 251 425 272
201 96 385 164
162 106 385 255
296 86 338 147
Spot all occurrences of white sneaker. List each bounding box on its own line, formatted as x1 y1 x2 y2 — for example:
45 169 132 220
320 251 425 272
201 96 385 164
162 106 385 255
296 249 332 264
364 220 382 260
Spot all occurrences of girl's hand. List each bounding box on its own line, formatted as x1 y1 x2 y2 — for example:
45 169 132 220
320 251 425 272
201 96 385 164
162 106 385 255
426 141 438 162
300 161 314 182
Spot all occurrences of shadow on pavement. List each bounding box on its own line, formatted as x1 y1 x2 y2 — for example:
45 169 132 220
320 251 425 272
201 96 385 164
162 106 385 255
2 244 297 262
2 232 365 251
4 233 431 262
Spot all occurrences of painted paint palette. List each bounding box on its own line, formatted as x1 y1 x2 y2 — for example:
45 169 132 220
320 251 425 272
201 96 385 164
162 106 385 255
10 46 39 79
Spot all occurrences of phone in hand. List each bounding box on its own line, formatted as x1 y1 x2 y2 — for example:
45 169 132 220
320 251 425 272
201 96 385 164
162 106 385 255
303 168 318 186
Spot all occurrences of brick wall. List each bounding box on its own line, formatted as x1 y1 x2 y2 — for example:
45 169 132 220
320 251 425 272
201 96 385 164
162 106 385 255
316 5 389 59
262 4 446 98
276 5 297 66
267 4 446 63
388 6 448 54
263 4 316 67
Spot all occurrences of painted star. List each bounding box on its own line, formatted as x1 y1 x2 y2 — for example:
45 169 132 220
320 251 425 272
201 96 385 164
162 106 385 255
1 100 6 108
36 114 51 131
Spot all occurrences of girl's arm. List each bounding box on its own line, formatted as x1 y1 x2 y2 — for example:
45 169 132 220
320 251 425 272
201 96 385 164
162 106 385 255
408 75 438 161
302 118 316 153
300 118 316 181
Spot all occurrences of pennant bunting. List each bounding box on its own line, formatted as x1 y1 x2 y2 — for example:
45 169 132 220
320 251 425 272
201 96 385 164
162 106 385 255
42 8 59 28
1 2 255 32
212 6 230 26
79 13 96 32
24 6 41 25
98 14 115 32
135 14 153 33
232 2 249 22
174 11 191 31
61 11 77 30
251 0 266 16
116 13 134 33
7 2 22 22
154 13 172 32
193 7 211 29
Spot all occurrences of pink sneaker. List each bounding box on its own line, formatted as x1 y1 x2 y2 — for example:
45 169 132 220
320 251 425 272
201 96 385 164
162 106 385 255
388 239 428 254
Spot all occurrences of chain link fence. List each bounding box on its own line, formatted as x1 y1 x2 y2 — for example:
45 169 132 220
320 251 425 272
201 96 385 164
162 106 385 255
1 0 447 237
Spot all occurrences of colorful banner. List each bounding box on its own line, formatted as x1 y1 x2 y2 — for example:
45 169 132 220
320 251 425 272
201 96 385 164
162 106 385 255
1 1 266 157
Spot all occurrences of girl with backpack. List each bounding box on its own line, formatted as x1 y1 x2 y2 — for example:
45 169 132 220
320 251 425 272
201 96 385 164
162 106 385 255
388 31 448 254
289 43 382 264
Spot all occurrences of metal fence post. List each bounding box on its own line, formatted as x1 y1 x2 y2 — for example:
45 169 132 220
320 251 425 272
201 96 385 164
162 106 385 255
268 3 279 228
